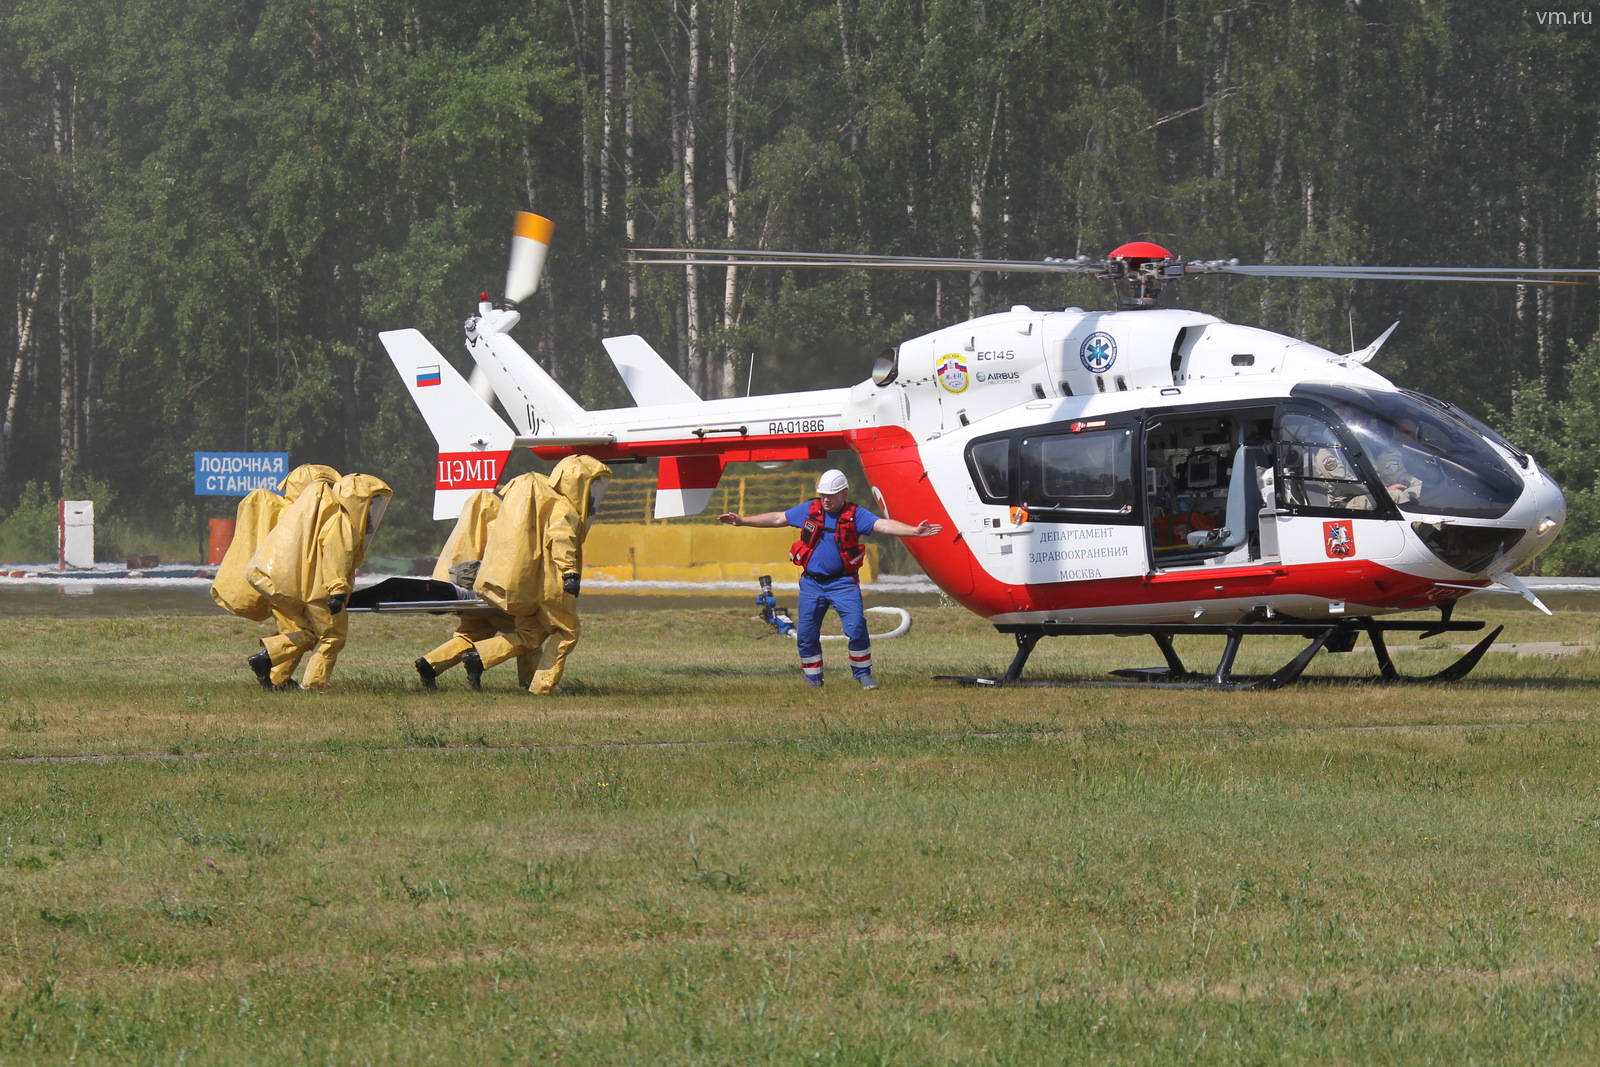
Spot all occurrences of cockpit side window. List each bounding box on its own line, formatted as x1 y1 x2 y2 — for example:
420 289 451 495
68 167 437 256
1275 411 1383 514
1293 382 1523 519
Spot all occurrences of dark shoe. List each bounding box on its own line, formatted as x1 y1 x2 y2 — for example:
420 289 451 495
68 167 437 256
247 650 273 690
275 678 301 692
804 675 823 688
414 657 437 690
462 651 484 690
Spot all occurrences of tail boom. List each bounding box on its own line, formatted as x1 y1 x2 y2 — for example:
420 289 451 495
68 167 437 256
527 429 848 465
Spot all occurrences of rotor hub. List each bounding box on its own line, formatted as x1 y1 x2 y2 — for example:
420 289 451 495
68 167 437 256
1107 242 1177 309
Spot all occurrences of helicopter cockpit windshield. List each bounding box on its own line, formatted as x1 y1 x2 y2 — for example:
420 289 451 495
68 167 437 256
1292 383 1523 520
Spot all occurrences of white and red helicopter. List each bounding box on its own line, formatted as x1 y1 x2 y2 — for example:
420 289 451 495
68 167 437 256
379 213 1592 688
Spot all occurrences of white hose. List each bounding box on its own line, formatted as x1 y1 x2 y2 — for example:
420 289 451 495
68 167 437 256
790 605 912 641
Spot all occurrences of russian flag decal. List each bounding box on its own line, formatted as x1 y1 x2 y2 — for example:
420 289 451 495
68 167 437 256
416 365 442 388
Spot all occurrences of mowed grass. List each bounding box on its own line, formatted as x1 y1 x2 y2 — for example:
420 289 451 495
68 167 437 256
3 600 1600 1063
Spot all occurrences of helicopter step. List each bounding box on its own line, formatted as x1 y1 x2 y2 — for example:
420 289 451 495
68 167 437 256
937 618 1504 691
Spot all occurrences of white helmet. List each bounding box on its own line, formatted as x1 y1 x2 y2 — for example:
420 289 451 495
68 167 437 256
816 469 849 495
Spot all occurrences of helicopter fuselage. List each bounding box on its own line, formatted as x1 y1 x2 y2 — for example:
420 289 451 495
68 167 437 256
384 300 1564 628
842 305 1564 624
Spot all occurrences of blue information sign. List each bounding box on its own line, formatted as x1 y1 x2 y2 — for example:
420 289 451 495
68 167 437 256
194 452 289 496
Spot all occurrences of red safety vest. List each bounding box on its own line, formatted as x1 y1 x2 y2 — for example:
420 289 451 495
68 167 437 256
789 499 865 575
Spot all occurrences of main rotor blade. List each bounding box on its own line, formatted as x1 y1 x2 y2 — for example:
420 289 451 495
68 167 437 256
1207 264 1600 275
632 247 1600 285
630 248 1105 274
1188 263 1600 285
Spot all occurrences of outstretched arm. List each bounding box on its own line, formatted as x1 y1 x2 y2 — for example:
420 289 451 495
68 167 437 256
718 510 790 528
871 517 943 539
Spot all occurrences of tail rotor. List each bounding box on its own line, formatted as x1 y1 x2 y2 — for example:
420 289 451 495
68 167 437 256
505 211 554 306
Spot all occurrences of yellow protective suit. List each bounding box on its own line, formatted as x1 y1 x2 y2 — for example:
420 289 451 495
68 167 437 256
527 455 612 693
417 490 535 688
247 472 392 690
432 489 501 584
211 489 289 621
212 464 341 621
262 466 344 676
470 456 610 694
467 473 573 690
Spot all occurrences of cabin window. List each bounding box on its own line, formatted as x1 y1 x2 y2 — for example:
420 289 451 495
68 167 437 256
1019 429 1134 514
967 437 1012 500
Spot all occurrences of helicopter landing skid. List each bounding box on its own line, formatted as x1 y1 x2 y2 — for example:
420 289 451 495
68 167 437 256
937 618 1504 691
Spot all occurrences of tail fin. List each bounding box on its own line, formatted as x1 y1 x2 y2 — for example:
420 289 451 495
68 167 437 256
601 334 701 406
655 455 728 519
598 336 723 515
380 329 516 520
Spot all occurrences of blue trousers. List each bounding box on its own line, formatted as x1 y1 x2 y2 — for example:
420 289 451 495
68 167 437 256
797 573 873 680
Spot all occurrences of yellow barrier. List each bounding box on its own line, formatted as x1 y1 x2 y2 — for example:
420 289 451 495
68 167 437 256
583 524 878 584
593 469 860 525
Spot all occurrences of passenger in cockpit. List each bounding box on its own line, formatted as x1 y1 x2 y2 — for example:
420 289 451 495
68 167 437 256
1373 417 1423 505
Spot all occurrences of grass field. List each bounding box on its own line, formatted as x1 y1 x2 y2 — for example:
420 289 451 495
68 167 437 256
3 599 1600 1063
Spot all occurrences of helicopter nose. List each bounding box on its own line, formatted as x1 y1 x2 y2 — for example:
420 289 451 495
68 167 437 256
1533 469 1567 543
1500 464 1567 571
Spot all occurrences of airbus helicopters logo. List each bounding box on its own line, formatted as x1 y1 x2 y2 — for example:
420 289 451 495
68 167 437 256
1079 332 1118 374
935 353 969 393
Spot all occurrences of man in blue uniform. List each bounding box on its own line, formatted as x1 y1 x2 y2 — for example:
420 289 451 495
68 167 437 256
718 469 941 688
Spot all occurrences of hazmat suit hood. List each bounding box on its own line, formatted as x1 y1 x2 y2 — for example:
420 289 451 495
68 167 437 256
334 473 393 566
547 456 613 531
431 489 502 585
279 464 341 503
476 473 577 617
247 480 350 604
211 487 289 621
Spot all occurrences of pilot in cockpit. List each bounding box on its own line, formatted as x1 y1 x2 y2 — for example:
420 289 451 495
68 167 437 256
1374 417 1423 505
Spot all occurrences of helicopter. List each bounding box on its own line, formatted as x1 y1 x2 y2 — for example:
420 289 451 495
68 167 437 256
379 213 1594 689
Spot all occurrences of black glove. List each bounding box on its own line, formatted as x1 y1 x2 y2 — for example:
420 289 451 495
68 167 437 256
562 572 581 597
327 593 347 615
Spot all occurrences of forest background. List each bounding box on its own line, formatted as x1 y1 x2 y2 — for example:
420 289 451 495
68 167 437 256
1 0 1598 568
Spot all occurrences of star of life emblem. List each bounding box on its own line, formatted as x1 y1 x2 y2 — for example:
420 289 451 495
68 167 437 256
1079 332 1118 373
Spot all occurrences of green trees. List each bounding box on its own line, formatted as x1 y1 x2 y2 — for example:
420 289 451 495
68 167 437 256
1 0 1596 564
1515 334 1600 573
1 0 580 545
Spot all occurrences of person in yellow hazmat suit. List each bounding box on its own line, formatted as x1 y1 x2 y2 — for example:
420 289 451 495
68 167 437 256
412 489 537 690
261 466 346 687
211 464 340 689
246 471 392 691
461 456 611 694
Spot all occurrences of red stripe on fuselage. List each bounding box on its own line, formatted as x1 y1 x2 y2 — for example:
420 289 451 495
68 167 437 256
844 424 1484 623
